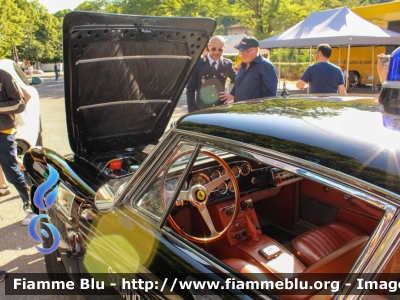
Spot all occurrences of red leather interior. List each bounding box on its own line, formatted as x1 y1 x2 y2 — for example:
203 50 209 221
215 234 306 281
292 222 368 267
220 223 368 300
336 207 380 235
300 179 382 233
302 235 368 273
208 196 262 247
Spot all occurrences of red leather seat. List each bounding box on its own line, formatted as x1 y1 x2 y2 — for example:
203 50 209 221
292 222 368 267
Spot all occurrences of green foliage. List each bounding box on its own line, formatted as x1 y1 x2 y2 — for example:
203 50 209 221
0 0 62 63
0 0 395 65
0 0 27 58
76 0 109 12
54 9 72 19
274 62 309 80
270 48 314 63
107 0 380 39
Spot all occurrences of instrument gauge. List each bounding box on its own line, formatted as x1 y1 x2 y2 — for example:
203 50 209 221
189 173 210 188
228 180 235 193
240 162 251 176
231 165 241 178
211 170 221 180
217 182 228 195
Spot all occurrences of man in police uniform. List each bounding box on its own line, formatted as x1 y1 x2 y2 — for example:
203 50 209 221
186 36 236 112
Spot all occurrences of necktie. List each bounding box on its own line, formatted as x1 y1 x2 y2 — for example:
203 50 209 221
212 61 217 74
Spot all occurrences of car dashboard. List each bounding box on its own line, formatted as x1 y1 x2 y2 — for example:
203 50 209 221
183 156 302 204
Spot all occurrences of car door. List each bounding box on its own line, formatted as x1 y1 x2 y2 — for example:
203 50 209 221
75 139 264 299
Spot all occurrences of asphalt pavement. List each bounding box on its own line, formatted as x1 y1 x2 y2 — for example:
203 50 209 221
0 72 67 300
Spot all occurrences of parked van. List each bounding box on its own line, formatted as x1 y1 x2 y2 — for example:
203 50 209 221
329 2 400 87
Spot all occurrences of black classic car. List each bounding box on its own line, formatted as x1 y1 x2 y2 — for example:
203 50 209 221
21 11 400 299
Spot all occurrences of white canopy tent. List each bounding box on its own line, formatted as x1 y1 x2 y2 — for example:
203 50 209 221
259 6 400 89
259 7 400 48
223 34 247 55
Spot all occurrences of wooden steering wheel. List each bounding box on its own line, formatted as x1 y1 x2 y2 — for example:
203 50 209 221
164 149 240 243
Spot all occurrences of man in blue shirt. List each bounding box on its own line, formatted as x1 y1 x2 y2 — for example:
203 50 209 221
296 44 346 94
220 36 278 103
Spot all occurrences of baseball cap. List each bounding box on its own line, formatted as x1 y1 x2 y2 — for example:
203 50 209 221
234 36 259 51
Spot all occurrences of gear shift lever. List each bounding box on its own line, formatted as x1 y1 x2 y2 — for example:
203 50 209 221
240 201 261 245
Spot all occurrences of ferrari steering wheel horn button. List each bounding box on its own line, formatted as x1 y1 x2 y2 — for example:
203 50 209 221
189 185 208 206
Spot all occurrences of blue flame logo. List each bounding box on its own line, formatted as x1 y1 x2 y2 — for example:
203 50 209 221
28 214 61 254
28 165 61 254
33 165 59 210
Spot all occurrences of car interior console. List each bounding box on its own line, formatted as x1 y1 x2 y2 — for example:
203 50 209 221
210 197 262 246
208 195 307 281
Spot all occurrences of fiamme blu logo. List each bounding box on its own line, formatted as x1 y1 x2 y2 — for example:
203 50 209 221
28 165 61 255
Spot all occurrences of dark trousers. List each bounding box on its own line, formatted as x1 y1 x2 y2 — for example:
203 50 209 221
55 71 59 81
0 133 29 207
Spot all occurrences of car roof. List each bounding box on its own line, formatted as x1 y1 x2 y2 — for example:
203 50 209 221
176 96 400 195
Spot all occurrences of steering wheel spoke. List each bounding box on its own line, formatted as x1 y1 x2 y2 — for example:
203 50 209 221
198 205 219 237
204 173 229 193
177 190 190 201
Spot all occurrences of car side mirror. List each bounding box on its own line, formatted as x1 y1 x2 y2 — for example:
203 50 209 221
30 77 42 85
94 185 115 212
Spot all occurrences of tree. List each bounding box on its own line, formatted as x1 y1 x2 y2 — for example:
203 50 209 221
0 0 27 58
76 0 109 12
0 0 392 64
54 9 72 20
0 0 63 62
18 1 63 63
226 0 380 38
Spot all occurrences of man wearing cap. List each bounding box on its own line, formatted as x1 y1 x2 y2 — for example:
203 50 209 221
186 36 236 112
219 36 278 103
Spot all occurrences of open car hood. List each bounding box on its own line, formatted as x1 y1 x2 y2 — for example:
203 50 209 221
63 11 215 156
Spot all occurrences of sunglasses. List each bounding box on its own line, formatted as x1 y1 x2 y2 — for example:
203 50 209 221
210 47 224 52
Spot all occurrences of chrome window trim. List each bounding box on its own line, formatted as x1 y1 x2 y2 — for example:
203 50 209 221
341 213 400 298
